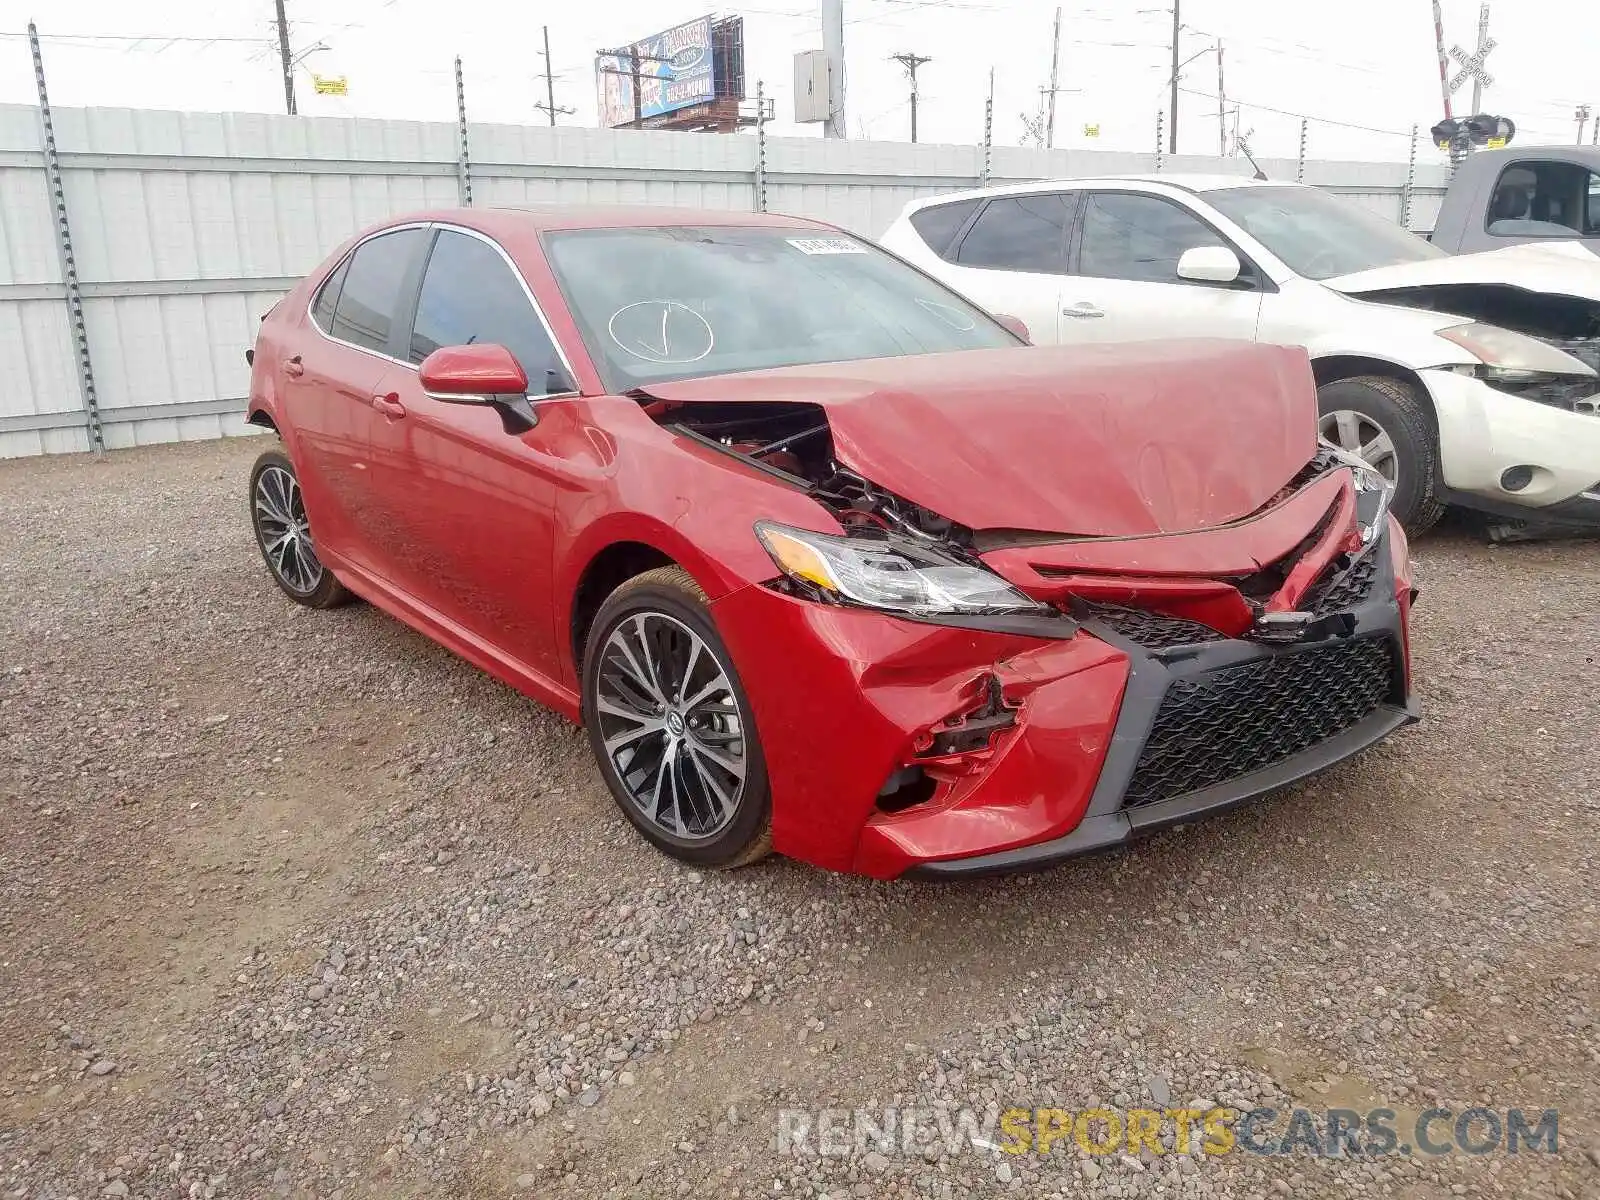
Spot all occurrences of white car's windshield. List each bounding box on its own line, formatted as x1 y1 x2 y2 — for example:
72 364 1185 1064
1207 185 1447 280
542 225 1018 391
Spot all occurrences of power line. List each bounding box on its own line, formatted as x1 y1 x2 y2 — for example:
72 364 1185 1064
0 30 267 44
1176 86 1413 138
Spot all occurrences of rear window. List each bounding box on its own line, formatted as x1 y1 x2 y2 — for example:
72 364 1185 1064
908 198 981 260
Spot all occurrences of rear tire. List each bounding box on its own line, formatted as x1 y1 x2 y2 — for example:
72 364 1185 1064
582 566 772 870
1316 375 1446 535
248 447 351 609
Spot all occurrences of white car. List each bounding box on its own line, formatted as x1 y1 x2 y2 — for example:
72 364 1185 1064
881 175 1600 535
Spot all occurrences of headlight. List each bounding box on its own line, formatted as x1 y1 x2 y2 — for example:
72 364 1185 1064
755 521 1047 617
1317 441 1392 546
1436 322 1598 381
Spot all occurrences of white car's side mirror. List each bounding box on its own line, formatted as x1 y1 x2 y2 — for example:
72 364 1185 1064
1176 245 1243 284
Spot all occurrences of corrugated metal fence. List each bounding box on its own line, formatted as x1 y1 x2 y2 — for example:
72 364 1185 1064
0 101 1452 458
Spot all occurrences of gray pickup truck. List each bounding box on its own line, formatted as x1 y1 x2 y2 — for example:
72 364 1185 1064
1429 145 1600 256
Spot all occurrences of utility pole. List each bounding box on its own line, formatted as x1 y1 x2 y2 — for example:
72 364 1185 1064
1167 0 1180 153
630 46 643 128
890 52 932 143
535 25 574 125
1579 105 1593 146
273 0 296 115
1215 40 1226 155
597 43 670 130
821 0 846 138
1045 6 1062 149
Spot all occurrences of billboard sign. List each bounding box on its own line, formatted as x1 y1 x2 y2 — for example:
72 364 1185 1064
597 15 716 128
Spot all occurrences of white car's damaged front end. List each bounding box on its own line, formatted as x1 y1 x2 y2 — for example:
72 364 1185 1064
1329 262 1600 532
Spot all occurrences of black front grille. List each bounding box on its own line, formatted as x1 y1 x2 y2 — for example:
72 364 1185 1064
1308 551 1379 615
1122 637 1395 808
1080 602 1225 649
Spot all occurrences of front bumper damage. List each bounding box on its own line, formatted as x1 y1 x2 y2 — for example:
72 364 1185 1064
712 518 1416 880
1421 366 1600 524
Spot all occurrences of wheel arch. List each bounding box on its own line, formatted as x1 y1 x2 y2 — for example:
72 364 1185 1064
1309 354 1438 430
568 540 681 674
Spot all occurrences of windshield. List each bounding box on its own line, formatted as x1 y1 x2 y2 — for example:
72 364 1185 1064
1206 185 1447 280
542 226 1018 391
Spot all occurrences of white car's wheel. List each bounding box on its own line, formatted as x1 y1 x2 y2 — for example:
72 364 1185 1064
1317 376 1446 535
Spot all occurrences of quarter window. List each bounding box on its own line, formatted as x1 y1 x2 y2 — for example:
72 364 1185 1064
1079 193 1225 284
328 227 425 354
310 256 349 332
409 230 563 390
909 198 982 261
954 193 1073 272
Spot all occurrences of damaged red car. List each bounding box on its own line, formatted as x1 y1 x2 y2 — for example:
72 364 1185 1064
244 207 1418 879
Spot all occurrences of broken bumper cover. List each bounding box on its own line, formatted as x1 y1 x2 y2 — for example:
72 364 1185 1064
711 531 1415 880
906 706 1412 878
1422 367 1600 519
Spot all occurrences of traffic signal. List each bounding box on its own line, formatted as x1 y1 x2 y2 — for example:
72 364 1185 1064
1431 114 1515 149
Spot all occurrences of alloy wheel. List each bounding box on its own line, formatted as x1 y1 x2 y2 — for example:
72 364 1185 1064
593 611 746 842
1319 409 1399 483
253 464 325 595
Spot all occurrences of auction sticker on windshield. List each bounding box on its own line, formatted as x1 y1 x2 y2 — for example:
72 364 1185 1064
787 237 868 255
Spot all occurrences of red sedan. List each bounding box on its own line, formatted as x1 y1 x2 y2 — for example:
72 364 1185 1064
244 206 1417 879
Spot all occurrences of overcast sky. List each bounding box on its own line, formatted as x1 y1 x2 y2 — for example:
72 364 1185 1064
0 0 1594 163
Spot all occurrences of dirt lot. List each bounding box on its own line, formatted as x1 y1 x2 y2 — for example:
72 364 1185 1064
1 437 1597 1200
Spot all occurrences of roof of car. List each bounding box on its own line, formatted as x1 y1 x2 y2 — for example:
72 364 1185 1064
898 173 1295 212
375 205 834 236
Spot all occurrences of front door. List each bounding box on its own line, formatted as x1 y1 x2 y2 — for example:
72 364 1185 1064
362 227 573 682
1058 190 1265 344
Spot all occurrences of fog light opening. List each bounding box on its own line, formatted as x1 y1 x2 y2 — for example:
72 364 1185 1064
875 766 938 813
1500 465 1535 493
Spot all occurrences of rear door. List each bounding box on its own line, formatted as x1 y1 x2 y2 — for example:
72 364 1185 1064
283 225 428 567
363 226 572 681
930 192 1076 343
1059 190 1266 344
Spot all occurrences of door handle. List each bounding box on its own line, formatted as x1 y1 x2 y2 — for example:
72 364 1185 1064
283 355 304 377
371 393 407 419
1062 302 1105 319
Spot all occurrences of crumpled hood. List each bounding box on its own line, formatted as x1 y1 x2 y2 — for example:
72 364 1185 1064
646 341 1317 537
1326 241 1600 303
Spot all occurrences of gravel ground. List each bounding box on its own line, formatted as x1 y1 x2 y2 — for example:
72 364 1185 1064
1 437 1597 1200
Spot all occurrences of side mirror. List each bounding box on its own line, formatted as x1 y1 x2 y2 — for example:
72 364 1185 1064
993 313 1031 343
419 344 529 398
420 344 541 433
1176 245 1243 284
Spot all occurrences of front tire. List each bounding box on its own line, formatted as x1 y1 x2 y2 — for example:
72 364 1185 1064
249 447 350 609
1317 375 1446 535
581 566 772 869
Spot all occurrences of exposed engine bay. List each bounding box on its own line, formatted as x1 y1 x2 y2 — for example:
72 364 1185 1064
654 400 975 547
1352 283 1600 415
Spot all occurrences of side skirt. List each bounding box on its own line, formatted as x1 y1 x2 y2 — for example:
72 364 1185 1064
320 549 582 724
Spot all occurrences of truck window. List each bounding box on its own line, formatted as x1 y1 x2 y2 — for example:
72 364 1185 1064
1486 161 1600 238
